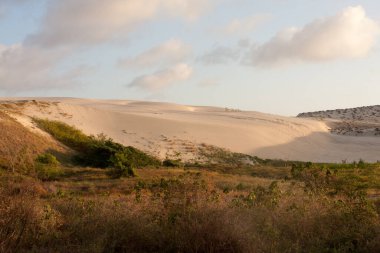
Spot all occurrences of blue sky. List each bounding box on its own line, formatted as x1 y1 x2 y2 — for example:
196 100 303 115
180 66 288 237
0 0 379 115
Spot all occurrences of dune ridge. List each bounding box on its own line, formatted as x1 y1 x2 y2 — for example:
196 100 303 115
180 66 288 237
1 98 380 163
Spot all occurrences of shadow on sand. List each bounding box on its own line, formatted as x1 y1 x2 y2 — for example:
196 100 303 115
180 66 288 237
254 132 380 163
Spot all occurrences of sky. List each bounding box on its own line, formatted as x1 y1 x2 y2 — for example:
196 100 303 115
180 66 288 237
0 0 380 115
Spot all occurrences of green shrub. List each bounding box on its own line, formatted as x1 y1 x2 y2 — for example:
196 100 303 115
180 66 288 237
36 153 59 166
35 153 63 181
163 159 182 167
33 118 90 151
107 152 137 178
33 118 161 170
358 159 366 169
116 146 160 168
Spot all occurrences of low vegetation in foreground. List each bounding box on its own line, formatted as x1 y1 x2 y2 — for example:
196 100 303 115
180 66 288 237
0 117 379 252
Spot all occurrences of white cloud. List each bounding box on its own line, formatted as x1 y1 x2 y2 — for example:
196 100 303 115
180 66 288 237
199 46 241 65
250 6 379 66
26 0 214 48
0 44 87 91
119 39 191 68
217 14 271 36
128 63 192 91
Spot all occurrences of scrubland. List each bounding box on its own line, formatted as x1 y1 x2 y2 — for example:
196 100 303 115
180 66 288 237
1 114 380 252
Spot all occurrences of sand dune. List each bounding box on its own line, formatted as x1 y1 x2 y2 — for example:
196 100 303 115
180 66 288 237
1 98 380 163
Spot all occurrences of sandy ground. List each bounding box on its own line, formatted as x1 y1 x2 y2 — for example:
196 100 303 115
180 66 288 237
1 97 380 163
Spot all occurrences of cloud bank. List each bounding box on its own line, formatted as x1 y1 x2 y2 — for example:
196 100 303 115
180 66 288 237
128 63 192 91
26 0 213 48
0 44 87 91
250 6 379 66
1 0 211 92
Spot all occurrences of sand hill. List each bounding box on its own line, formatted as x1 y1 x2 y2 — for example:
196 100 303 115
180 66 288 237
1 98 380 163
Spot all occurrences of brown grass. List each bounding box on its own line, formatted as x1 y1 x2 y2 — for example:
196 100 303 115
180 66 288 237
0 170 379 253
0 111 67 173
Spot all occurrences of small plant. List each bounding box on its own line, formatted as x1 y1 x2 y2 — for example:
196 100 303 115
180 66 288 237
163 159 182 167
358 159 366 169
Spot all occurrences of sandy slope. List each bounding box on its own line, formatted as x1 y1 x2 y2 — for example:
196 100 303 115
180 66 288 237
1 97 380 163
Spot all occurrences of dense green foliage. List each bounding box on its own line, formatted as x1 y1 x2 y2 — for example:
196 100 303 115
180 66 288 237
33 118 161 174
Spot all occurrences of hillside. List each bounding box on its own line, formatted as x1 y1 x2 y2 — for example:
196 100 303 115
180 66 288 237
1 98 380 163
298 105 380 137
0 110 68 172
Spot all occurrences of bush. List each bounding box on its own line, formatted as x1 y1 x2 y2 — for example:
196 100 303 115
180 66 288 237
35 153 63 181
163 159 182 167
36 153 59 166
107 152 137 178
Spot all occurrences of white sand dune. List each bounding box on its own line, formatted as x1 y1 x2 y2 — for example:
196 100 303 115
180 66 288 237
2 97 380 163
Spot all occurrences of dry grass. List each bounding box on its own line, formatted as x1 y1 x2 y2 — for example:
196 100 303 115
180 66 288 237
0 111 68 173
1 170 379 253
41 166 280 197
0 111 39 171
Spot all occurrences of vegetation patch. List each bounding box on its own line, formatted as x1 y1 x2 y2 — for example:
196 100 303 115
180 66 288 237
35 153 64 181
1 170 379 253
163 158 182 167
33 118 161 177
